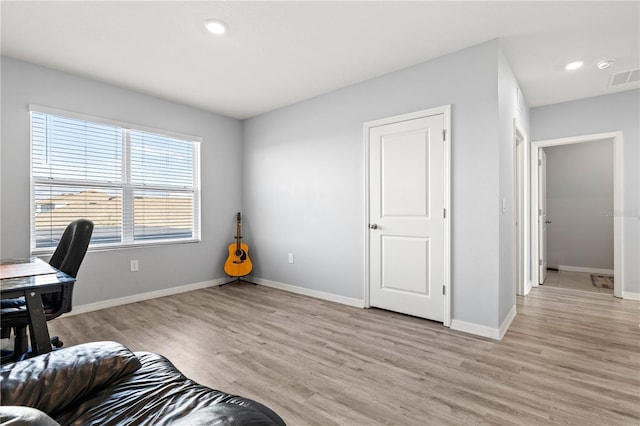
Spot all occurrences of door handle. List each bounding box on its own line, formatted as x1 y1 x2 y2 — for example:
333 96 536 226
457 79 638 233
545 220 552 224
369 223 378 230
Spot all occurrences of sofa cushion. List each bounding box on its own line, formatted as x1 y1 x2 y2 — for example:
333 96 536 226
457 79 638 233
0 406 60 426
0 341 141 415
53 351 285 426
172 404 282 426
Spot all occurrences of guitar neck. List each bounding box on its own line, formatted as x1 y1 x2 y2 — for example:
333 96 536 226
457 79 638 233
235 212 243 251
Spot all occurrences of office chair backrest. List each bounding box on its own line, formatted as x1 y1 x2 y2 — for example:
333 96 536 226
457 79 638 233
49 219 94 278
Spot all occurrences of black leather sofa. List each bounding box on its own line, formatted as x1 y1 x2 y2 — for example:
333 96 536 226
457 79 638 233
0 341 286 425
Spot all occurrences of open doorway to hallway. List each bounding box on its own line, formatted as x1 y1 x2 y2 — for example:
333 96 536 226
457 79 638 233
540 140 614 295
530 131 623 298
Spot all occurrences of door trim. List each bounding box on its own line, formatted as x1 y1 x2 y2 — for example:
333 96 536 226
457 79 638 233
530 132 623 297
363 105 451 326
514 119 530 296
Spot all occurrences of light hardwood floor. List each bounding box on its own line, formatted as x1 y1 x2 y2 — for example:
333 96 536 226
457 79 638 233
48 283 639 425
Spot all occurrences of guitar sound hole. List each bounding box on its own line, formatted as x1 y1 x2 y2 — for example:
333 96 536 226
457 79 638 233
235 250 246 261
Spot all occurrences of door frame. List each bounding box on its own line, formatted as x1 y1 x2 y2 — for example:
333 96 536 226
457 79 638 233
530 131 623 297
538 149 548 284
363 105 452 326
514 119 530 296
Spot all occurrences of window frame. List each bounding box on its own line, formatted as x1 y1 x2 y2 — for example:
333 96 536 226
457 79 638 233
29 104 202 254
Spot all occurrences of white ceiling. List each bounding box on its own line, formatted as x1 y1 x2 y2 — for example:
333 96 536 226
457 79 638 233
1 1 639 119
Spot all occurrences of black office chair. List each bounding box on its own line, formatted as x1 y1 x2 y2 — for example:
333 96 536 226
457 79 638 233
1 219 93 362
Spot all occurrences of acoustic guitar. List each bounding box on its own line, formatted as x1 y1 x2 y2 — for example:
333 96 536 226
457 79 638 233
224 212 253 277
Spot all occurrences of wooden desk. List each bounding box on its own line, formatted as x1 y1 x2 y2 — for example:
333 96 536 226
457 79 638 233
1 258 75 356
0 258 57 279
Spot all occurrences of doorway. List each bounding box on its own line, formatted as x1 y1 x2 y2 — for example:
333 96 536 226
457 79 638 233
530 132 623 298
364 106 451 325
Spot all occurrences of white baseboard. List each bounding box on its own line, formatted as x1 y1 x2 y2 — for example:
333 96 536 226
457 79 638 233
558 265 614 275
67 278 228 316
450 305 516 341
450 320 500 340
499 306 517 339
622 292 640 301
246 276 365 308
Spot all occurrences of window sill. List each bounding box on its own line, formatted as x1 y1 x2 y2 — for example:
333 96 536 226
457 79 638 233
32 238 201 255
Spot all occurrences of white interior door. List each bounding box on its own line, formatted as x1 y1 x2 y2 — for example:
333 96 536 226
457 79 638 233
368 113 445 321
539 149 548 284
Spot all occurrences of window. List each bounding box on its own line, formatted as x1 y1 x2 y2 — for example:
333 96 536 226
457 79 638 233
30 106 201 252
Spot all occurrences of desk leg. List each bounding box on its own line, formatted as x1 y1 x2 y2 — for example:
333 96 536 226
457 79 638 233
24 291 52 355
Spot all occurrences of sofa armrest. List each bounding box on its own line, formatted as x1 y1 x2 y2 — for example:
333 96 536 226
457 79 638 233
0 341 141 415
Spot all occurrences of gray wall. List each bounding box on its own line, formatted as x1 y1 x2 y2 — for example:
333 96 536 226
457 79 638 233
0 56 243 305
544 140 614 270
243 40 528 330
498 48 531 322
531 90 639 294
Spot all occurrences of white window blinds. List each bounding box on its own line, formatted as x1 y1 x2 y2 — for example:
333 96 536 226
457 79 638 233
31 107 201 251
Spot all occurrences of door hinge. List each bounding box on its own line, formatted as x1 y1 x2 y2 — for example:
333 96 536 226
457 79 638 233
538 208 542 216
443 208 447 219
538 259 542 266
538 159 542 166
442 129 446 141
442 285 446 295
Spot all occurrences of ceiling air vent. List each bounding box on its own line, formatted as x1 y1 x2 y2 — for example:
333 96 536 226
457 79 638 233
609 69 640 86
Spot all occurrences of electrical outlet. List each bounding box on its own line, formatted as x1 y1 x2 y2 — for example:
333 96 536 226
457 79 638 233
130 259 139 272
288 253 294 264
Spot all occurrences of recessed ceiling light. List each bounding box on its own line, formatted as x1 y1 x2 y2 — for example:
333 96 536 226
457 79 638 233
597 60 615 70
565 61 584 71
204 19 227 35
